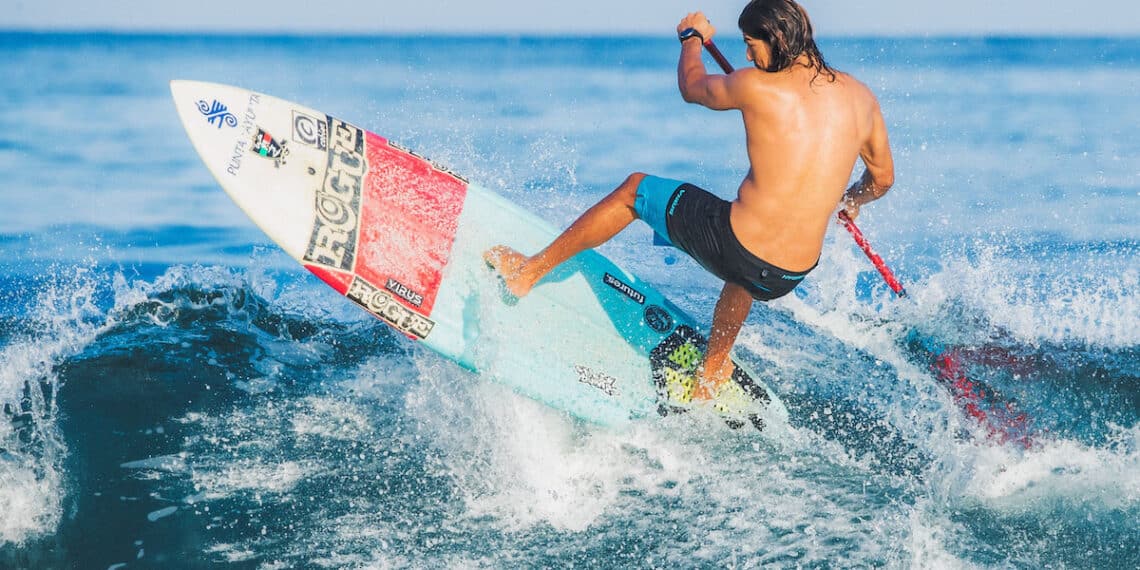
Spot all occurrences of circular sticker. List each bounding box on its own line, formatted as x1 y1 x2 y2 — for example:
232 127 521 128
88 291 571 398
644 305 673 333
294 114 319 145
292 111 327 150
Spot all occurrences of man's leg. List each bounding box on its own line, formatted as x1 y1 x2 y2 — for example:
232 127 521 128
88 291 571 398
485 172 647 297
693 281 754 401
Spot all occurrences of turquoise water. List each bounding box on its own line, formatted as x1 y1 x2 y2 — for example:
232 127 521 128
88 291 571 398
0 33 1138 568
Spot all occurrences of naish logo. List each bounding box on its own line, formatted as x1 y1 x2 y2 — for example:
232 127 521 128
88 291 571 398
303 119 365 272
385 278 424 307
251 127 289 167
603 273 645 304
574 365 621 397
346 277 435 339
197 99 237 129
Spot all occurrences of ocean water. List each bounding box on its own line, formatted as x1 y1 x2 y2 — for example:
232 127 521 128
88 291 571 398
0 32 1137 568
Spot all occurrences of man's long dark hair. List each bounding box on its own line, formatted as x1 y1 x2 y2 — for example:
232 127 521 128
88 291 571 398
737 0 836 82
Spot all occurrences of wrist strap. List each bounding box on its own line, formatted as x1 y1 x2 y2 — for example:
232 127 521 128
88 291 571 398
678 27 705 44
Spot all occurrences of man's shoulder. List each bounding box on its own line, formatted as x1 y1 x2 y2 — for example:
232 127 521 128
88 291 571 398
826 71 879 108
732 67 879 113
827 70 870 93
743 66 869 93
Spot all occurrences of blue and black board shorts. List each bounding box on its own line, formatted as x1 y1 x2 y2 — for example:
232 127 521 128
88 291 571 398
634 174 813 302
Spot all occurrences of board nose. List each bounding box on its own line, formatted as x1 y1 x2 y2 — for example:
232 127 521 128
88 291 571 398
169 79 226 104
169 79 192 100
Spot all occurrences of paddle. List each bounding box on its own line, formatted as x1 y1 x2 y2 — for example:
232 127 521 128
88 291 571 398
700 38 1037 448
702 39 906 297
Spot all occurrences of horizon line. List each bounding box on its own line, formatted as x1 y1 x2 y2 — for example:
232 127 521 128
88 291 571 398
3 28 1139 41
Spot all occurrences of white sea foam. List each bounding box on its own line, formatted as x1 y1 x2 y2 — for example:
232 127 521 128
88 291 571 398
0 455 64 546
961 423 1140 512
900 501 977 570
0 270 110 545
146 506 179 522
396 341 956 568
400 351 711 533
191 459 310 500
120 453 189 473
290 395 375 442
923 248 1139 348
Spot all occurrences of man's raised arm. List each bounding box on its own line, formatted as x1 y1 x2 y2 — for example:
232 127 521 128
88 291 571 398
676 12 737 111
843 98 895 219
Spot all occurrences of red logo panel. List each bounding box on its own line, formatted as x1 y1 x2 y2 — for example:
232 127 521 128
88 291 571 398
353 132 468 315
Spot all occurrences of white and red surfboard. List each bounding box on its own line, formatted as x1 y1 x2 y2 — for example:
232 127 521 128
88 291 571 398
171 80 786 431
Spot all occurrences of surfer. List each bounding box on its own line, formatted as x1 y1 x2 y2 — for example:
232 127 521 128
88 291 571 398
486 0 894 401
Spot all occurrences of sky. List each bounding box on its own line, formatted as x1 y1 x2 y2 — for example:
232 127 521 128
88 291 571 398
2 0 1138 36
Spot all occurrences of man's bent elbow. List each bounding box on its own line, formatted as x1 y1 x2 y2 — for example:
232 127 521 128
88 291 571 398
866 166 894 196
874 172 894 195
677 79 710 105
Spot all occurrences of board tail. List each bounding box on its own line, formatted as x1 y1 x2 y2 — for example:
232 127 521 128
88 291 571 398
651 325 772 431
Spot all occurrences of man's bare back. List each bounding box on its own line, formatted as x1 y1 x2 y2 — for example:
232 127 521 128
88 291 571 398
684 34 894 273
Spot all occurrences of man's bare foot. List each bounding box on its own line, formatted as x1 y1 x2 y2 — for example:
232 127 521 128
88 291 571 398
691 361 736 401
691 378 721 402
483 245 537 298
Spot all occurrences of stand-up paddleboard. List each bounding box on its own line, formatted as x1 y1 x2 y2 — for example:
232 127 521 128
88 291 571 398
170 80 787 431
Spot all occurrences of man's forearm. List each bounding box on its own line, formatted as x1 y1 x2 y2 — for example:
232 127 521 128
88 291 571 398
677 40 707 103
843 169 890 207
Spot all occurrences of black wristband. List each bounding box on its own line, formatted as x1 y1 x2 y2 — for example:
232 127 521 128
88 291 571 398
678 27 704 44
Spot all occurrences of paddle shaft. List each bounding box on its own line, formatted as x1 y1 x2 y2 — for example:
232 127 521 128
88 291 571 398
837 211 907 297
700 38 907 297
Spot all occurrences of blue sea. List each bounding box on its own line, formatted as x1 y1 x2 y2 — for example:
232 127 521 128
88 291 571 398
0 33 1137 568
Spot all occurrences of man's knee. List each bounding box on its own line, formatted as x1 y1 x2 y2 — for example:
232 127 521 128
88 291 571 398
624 172 648 189
616 172 647 204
